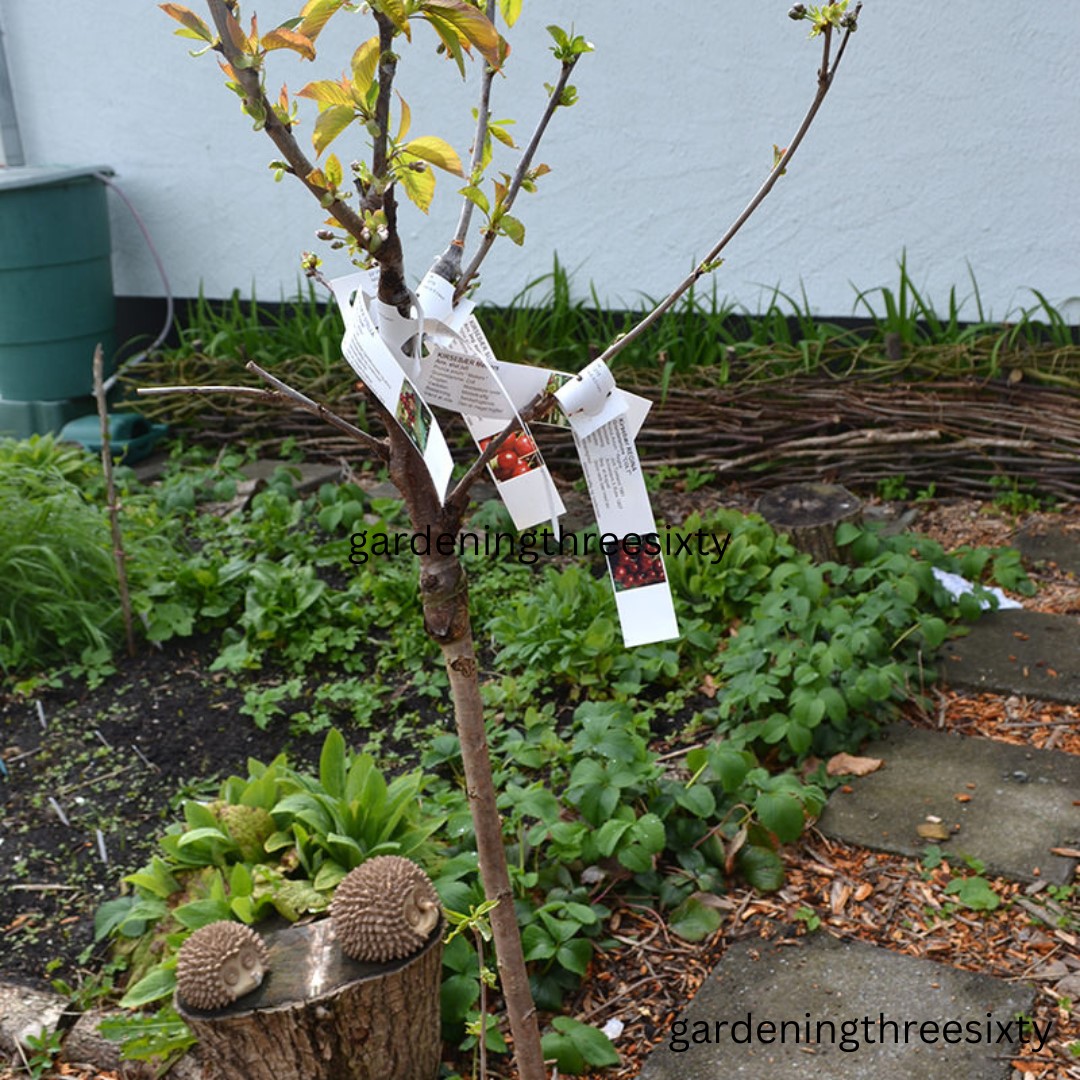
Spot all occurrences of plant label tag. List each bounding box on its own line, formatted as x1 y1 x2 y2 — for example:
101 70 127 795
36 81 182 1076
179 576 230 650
330 274 454 502
554 359 628 438
572 415 679 647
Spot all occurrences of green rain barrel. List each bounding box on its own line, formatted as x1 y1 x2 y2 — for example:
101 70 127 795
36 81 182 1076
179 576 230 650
0 166 116 410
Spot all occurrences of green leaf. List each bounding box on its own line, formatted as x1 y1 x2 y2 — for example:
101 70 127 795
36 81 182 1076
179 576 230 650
351 36 380 99
419 0 506 67
395 159 436 212
542 1017 619 1074
555 937 592 976
375 0 411 37
402 136 464 176
119 965 177 1009
319 728 347 799
835 521 862 546
173 898 232 930
754 791 805 843
298 79 354 108
669 895 723 942
737 845 785 891
630 812 667 852
498 0 523 26
313 105 355 156
498 213 525 245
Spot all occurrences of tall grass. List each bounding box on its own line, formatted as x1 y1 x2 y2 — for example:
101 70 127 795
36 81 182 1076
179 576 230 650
0 438 121 674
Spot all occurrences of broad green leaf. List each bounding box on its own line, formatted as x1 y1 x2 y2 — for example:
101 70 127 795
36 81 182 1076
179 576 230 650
737 844 785 892
754 791 805 843
160 3 214 42
120 966 177 1009
402 136 463 176
298 79 354 108
313 105 355 156
675 783 716 818
460 183 490 216
173 898 231 930
177 826 233 849
319 728 347 799
630 812 666 852
555 937 592 977
351 36 380 98
499 213 525 245
395 159 436 212
420 0 506 67
670 895 723 942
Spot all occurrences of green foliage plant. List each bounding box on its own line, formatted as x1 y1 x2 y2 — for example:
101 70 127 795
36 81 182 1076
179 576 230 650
154 1 864 1073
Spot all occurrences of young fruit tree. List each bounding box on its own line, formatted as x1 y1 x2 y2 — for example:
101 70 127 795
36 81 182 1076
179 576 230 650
151 2 862 1076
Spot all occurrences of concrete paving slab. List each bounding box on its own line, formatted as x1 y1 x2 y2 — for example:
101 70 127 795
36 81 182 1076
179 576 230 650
941 609 1080 704
639 934 1038 1080
1015 522 1080 577
816 725 1080 884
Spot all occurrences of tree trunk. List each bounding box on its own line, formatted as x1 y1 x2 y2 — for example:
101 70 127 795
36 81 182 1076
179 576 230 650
176 917 443 1080
756 482 862 564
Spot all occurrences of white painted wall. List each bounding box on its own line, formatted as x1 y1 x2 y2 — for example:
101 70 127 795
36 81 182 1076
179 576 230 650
1 2 1077 321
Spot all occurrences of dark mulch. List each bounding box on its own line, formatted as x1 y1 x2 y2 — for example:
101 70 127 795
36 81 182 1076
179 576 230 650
0 634 331 991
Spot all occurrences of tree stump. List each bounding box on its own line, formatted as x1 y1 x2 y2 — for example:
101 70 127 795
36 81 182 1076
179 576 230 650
756 482 862 564
175 917 443 1080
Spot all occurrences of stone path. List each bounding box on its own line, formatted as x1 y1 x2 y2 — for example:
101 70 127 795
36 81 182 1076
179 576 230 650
644 595 1079 1077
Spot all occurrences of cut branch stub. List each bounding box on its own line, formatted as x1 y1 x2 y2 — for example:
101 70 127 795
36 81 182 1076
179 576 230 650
756 482 862 564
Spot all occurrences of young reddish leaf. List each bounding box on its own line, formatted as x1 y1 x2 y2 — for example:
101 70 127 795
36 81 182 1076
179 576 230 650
220 6 249 53
262 27 317 61
395 161 436 213
160 3 214 42
351 36 380 98
296 0 347 43
419 0 507 68
313 105 356 156
298 79 354 108
402 136 463 176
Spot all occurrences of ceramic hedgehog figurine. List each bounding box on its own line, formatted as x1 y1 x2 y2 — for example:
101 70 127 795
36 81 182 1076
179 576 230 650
330 855 441 963
176 921 270 1010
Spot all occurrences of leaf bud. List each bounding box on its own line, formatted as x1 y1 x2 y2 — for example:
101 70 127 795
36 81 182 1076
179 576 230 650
788 3 807 18
315 229 335 241
840 11 858 30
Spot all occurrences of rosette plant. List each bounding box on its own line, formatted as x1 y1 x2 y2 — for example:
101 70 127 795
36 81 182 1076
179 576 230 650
155 2 862 1074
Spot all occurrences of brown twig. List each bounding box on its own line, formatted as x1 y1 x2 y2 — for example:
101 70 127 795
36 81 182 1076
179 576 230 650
453 57 581 302
597 6 863 369
92 344 135 658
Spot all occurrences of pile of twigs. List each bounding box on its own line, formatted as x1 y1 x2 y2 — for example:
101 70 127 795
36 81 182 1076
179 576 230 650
127 351 1080 500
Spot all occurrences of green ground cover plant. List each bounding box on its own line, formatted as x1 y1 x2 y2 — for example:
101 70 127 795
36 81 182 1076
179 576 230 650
7 442 1028 1072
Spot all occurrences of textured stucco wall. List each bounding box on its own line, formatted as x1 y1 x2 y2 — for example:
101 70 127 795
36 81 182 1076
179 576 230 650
1 2 1077 321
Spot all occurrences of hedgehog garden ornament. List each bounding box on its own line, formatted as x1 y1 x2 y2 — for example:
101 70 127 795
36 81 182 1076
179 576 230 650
331 855 441 963
177 921 270 1010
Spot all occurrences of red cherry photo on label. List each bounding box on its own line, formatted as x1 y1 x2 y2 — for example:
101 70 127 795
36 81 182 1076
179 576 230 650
513 433 536 458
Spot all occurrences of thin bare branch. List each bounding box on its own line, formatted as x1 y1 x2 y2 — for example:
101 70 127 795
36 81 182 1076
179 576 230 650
596 7 861 369
430 0 497 284
137 366 389 460
453 57 580 301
